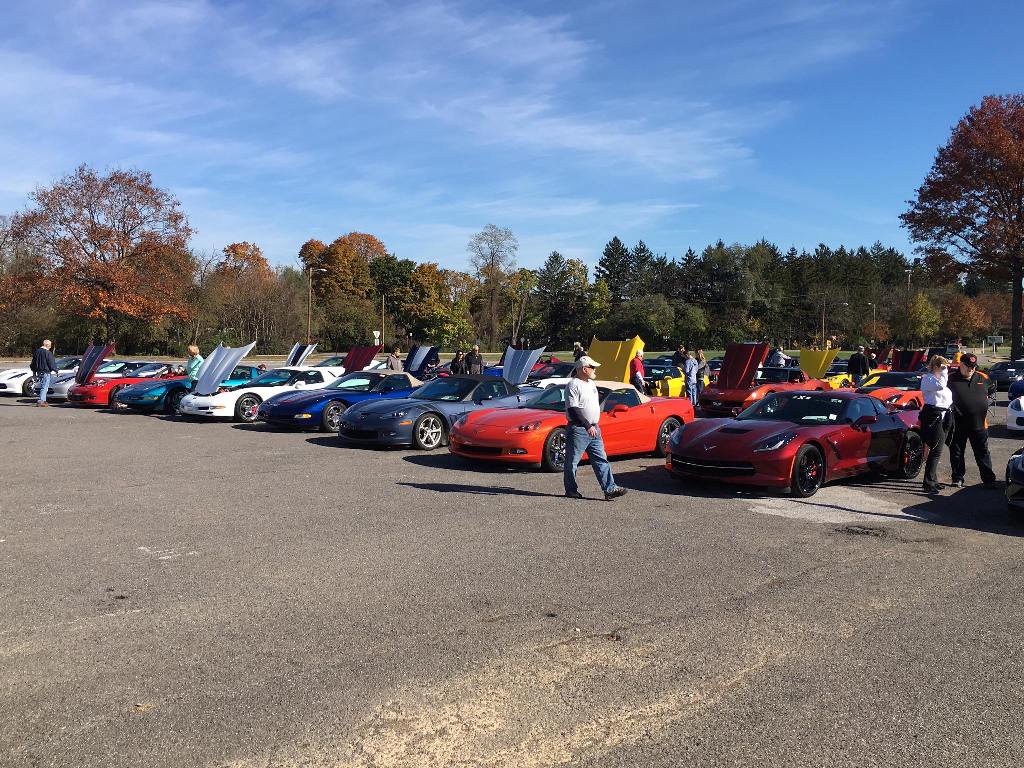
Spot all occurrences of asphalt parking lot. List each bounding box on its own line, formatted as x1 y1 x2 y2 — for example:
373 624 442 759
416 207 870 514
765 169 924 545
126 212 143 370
2 392 1024 767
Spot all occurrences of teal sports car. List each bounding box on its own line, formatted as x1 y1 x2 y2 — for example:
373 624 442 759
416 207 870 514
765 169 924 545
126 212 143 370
115 364 262 414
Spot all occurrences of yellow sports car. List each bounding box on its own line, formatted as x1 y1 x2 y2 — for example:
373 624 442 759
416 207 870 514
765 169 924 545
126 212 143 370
645 363 685 397
821 361 887 389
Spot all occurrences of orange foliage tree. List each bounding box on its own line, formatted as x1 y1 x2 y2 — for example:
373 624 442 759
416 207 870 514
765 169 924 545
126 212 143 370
940 294 991 340
12 164 193 340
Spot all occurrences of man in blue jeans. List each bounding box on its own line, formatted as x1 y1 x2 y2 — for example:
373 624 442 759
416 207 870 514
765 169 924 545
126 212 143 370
30 339 59 407
563 356 628 501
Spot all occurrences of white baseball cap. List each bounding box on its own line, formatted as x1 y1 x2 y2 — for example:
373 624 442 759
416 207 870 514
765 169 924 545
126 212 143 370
575 355 601 369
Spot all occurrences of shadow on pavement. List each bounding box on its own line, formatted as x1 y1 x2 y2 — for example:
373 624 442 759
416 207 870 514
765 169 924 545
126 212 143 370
396 481 554 498
402 452 526 474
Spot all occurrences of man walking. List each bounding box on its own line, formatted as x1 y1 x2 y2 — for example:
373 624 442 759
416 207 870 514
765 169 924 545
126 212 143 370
564 356 627 501
847 345 870 386
466 344 485 375
31 339 59 407
947 352 998 489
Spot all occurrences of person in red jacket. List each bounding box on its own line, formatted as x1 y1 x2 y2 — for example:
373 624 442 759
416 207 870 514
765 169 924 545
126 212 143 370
629 349 645 393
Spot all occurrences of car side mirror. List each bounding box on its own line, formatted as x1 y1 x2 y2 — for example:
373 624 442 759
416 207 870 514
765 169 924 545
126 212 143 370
293 382 304 388
854 414 877 428
612 404 629 415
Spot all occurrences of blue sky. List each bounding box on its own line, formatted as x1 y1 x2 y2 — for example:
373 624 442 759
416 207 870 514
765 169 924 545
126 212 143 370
1 0 1021 271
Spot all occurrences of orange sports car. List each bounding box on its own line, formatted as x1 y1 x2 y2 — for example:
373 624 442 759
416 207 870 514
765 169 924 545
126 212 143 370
449 380 694 471
855 371 924 410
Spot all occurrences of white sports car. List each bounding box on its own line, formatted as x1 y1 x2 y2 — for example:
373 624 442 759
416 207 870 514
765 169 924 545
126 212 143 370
1006 396 1024 432
0 356 81 397
178 365 346 422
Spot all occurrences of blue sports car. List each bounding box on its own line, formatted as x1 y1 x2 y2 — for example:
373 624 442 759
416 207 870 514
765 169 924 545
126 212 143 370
257 370 422 431
116 364 262 414
339 374 536 450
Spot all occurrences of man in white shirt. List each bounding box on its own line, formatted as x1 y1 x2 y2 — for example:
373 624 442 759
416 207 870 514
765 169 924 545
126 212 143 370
564 356 627 500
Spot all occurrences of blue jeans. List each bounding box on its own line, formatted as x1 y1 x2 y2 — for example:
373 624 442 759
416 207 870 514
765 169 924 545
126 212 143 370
687 382 698 404
37 372 52 403
852 374 864 387
564 425 618 495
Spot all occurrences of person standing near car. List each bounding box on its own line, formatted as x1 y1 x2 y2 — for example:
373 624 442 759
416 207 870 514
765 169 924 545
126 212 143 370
564 356 627 501
848 345 871 386
185 344 204 383
695 349 709 398
572 341 586 361
449 350 468 375
947 352 998 489
466 344 485 375
30 339 59 407
919 355 952 493
671 343 687 368
629 349 646 393
683 351 699 404
386 347 402 371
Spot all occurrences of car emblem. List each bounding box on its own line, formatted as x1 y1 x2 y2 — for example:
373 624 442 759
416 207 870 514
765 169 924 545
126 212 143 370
703 443 715 452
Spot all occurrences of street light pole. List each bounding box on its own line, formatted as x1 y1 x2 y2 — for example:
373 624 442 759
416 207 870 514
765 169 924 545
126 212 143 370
867 302 876 343
307 266 326 345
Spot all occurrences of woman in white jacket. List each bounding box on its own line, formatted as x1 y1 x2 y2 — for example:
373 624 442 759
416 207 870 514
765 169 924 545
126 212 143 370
920 355 952 493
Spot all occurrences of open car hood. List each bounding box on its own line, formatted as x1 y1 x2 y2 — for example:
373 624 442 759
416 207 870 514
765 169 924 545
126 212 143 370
194 342 257 396
891 350 926 372
404 345 439 377
798 349 839 380
500 346 546 385
869 346 894 365
284 343 317 367
75 342 116 385
717 343 769 390
342 345 382 373
587 335 644 383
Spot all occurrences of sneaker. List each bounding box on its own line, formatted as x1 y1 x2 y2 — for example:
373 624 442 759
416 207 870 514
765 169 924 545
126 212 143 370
951 479 965 488
565 491 584 499
604 487 628 501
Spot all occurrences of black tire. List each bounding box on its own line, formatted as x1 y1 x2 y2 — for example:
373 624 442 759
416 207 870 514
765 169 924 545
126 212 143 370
166 387 187 415
22 376 39 397
108 385 125 410
541 427 567 473
894 430 924 479
654 417 682 457
321 401 346 432
790 445 825 498
412 412 447 450
234 393 262 423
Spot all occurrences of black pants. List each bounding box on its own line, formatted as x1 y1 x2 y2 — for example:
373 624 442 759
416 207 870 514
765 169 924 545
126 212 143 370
949 420 996 484
919 405 947 486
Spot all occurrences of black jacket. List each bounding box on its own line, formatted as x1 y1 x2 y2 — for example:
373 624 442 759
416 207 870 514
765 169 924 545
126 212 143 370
449 358 468 375
948 369 990 430
31 347 58 374
465 352 485 375
847 352 870 377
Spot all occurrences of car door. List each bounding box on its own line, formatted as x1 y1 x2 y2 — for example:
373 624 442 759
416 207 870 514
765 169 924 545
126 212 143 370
846 397 893 470
598 388 644 455
463 380 508 420
868 397 904 467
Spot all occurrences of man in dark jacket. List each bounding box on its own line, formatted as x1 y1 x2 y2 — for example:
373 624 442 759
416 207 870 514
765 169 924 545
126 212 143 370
947 352 998 488
847 345 871 386
671 344 687 368
30 339 59 407
466 344 485 375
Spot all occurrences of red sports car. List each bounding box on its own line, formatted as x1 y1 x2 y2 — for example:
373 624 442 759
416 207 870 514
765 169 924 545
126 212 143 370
667 390 924 497
67 363 183 407
698 343 831 417
449 380 694 471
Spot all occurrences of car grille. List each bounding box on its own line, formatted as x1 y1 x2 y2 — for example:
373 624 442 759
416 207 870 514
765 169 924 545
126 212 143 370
340 426 378 440
671 455 756 476
454 443 503 456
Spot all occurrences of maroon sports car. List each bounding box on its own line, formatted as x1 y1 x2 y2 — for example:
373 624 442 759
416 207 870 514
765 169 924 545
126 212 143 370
666 390 924 497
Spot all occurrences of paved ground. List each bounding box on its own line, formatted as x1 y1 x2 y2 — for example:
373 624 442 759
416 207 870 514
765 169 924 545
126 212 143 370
1 391 1023 767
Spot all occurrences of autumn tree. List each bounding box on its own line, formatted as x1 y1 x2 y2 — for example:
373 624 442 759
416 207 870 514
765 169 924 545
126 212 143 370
468 224 517 349
12 164 193 340
941 294 991 340
901 95 1024 358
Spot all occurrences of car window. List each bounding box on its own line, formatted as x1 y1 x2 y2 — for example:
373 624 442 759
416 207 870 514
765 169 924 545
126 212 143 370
845 398 875 422
474 381 507 401
603 389 641 410
869 398 889 416
229 366 252 380
383 375 410 391
302 371 324 384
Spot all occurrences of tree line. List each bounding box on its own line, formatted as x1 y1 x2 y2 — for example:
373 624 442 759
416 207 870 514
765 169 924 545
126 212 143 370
1 93 1022 357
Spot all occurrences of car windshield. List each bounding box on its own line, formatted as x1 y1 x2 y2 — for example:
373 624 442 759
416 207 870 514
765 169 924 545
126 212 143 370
410 377 478 401
245 369 299 387
645 365 679 379
315 356 346 367
129 363 167 377
327 373 386 391
96 361 130 374
827 362 848 373
737 393 848 424
55 357 79 370
522 385 614 411
992 361 1024 371
755 368 798 384
862 372 922 390
528 363 575 380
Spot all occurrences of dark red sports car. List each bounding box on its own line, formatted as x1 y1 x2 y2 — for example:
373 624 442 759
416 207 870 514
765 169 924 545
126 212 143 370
67 363 183 407
667 390 924 497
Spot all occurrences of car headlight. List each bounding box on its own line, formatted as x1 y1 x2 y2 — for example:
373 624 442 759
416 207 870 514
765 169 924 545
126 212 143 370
293 413 312 419
752 431 798 452
518 421 541 431
1011 399 1022 412
886 394 901 404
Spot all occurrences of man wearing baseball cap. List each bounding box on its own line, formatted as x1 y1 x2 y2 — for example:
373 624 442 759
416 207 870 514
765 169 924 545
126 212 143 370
947 352 998 489
564 356 627 501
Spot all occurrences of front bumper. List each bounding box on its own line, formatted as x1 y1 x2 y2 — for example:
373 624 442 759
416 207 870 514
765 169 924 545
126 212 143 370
1005 411 1024 431
449 433 540 464
665 451 793 488
67 390 106 405
338 418 413 446
258 407 319 428
178 400 230 418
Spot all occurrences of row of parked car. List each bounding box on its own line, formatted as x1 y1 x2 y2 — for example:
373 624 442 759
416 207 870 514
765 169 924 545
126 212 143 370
3 341 1020 507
